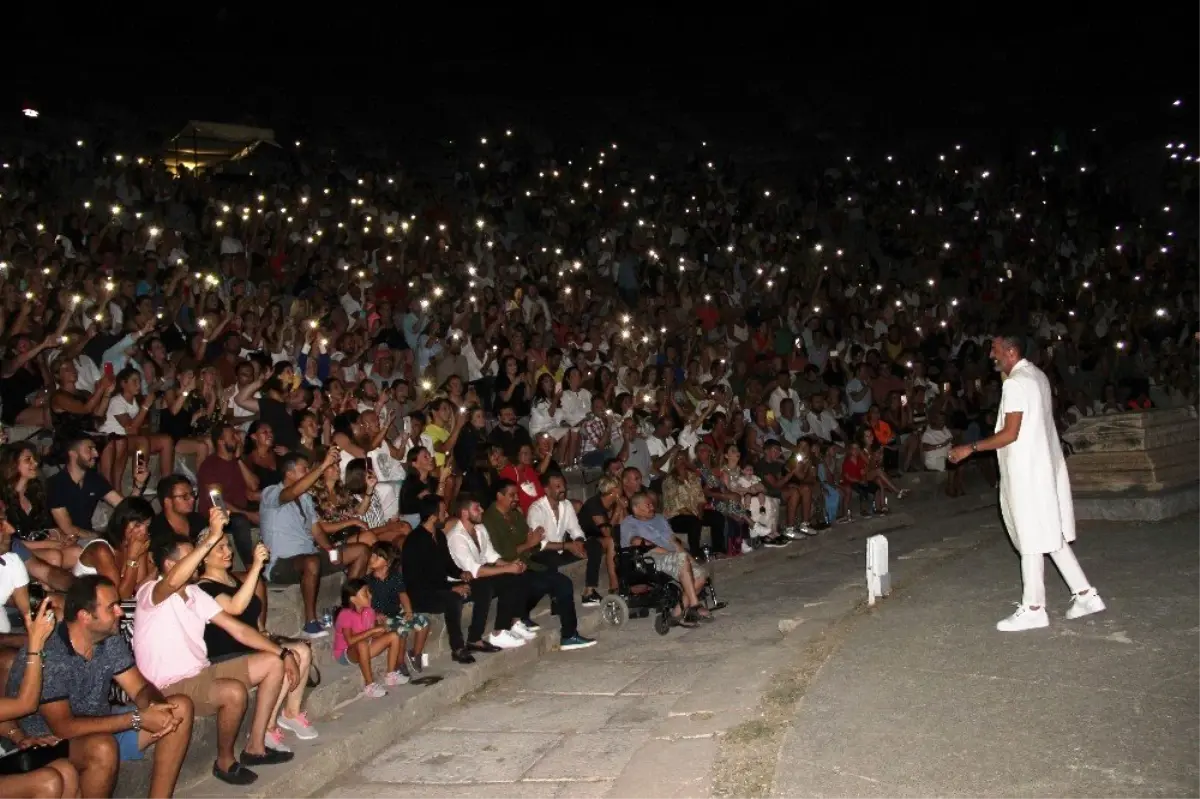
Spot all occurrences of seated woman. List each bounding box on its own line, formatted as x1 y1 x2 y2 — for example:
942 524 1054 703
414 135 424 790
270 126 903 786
98 367 174 492
343 459 410 544
840 437 883 517
243 421 284 489
197 535 319 749
500 443 546 515
364 542 429 673
529 374 572 463
159 365 221 474
73 497 157 598
813 441 845 524
47 355 115 478
558 367 592 468
398 447 448 529
0 443 82 569
0 603 85 799
309 457 379 551
692 442 747 557
859 426 905 506
460 445 504 503
661 456 731 560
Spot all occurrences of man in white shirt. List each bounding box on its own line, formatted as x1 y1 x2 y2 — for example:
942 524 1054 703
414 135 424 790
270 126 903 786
805 394 844 444
949 334 1103 633
527 474 614 603
767 370 802 419
445 495 532 652
646 417 680 486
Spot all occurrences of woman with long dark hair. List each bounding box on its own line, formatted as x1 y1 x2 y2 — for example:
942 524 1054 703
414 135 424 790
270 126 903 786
0 443 82 569
75 496 157 598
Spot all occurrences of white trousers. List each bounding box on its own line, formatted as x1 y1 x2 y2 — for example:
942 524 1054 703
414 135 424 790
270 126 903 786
1021 544 1091 608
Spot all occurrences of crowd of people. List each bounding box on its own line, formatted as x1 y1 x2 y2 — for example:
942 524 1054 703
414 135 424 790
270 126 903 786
0 101 1195 796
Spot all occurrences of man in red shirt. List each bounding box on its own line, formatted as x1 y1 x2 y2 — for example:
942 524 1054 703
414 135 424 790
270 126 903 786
197 423 259 567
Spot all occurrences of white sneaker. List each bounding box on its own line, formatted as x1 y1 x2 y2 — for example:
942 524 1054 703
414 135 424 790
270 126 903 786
488 630 526 649
740 541 753 555
996 604 1049 632
1065 591 1106 620
798 523 815 537
510 621 538 641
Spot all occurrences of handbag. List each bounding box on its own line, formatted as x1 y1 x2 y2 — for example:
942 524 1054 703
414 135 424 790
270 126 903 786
0 739 70 775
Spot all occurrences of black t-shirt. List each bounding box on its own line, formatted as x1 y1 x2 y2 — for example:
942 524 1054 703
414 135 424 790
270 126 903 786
46 469 113 532
148 512 208 542
197 578 262 661
366 569 407 617
578 494 610 539
259 397 299 451
757 461 786 499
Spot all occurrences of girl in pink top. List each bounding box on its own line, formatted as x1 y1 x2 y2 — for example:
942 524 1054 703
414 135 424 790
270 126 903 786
333 579 408 698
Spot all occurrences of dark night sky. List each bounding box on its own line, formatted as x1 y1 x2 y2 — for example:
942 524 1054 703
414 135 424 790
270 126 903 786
4 5 1197 158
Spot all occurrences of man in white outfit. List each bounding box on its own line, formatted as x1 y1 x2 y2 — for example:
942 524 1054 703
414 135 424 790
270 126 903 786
949 333 1105 632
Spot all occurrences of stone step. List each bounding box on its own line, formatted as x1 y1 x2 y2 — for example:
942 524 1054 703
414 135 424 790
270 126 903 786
170 512 915 799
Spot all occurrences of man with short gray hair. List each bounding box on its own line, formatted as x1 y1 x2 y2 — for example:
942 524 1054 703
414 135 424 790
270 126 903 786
619 492 713 627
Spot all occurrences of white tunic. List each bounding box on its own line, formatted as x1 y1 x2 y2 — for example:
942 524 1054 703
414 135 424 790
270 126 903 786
996 359 1076 555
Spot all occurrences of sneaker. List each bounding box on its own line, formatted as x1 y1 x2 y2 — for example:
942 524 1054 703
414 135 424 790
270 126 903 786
212 761 258 786
1065 591 1106 620
384 670 409 687
405 649 422 674
782 526 802 540
277 712 318 741
509 622 538 641
764 537 789 548
264 729 292 753
581 592 601 607
740 540 754 554
518 618 541 633
488 630 526 649
240 748 294 767
798 523 817 537
560 634 598 651
301 620 329 639
996 604 1049 632
362 682 388 699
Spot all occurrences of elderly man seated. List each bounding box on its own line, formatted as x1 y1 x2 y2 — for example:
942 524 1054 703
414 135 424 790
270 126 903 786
619 491 714 627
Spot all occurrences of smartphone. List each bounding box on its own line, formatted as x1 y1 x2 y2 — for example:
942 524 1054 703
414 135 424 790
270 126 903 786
135 450 146 472
103 362 114 379
328 548 341 564
942 382 951 394
365 458 375 477
901 395 908 407
209 488 227 512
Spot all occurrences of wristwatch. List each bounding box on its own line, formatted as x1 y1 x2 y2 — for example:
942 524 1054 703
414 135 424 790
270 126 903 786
970 442 978 453
130 709 142 732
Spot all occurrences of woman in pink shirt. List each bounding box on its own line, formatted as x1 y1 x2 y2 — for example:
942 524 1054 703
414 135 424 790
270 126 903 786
333 579 407 699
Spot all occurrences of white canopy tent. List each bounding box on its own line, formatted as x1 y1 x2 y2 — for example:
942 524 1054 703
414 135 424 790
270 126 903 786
164 120 278 174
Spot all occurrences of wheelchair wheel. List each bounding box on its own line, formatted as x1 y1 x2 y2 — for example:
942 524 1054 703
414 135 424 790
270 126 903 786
600 594 630 627
654 611 672 636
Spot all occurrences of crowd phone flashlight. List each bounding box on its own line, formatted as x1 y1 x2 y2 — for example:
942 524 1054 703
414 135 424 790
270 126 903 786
209 488 227 512
901 395 908 407
135 450 146 471
328 548 341 564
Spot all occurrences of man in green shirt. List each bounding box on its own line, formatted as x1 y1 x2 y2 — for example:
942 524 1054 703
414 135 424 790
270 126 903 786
482 480 596 650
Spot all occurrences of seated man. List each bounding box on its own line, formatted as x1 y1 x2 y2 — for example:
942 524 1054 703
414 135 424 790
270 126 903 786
759 439 815 538
195 423 259 567
259 449 370 638
134 513 297 786
444 494 530 652
48 434 149 544
528 473 616 604
620 491 714 626
484 480 596 651
2 574 193 799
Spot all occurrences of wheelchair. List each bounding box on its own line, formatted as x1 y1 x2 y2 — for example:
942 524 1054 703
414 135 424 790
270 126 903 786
598 546 725 635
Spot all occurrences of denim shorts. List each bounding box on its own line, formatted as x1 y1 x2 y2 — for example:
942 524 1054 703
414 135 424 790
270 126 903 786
113 706 145 762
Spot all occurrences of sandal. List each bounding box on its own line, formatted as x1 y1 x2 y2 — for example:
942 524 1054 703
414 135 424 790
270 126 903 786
670 615 700 629
686 606 714 624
